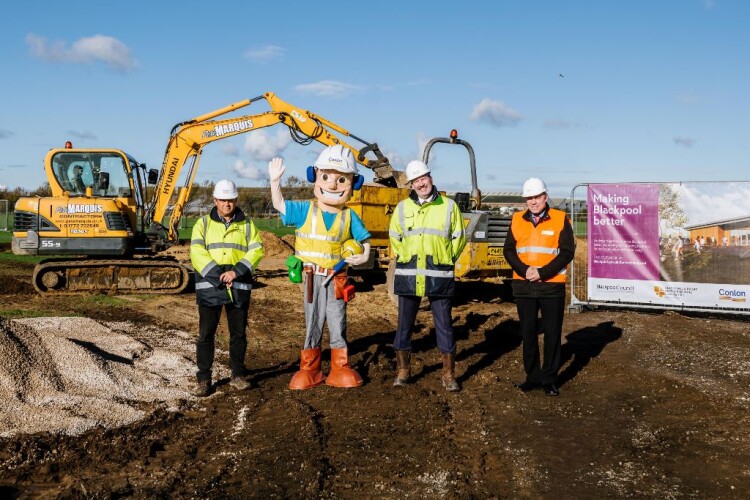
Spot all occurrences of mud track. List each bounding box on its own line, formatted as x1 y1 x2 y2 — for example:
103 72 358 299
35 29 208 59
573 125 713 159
0 240 749 497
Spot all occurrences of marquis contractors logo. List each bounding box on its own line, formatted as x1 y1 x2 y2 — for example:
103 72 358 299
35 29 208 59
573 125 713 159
718 288 747 303
654 286 666 298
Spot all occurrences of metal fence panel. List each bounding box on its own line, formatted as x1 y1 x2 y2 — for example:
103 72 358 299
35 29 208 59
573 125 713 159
569 182 750 315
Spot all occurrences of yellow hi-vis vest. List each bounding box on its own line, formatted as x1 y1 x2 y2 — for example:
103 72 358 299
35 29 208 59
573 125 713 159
510 208 567 283
294 202 352 269
389 195 466 297
190 209 264 307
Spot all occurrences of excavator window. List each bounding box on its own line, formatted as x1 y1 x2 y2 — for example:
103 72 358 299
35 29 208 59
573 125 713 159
51 152 132 198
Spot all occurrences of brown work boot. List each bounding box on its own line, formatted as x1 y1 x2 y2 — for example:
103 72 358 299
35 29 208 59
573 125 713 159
393 350 411 387
192 379 211 397
441 353 460 392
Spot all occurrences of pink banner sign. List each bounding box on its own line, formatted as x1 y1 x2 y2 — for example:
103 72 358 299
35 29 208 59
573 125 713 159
588 184 660 280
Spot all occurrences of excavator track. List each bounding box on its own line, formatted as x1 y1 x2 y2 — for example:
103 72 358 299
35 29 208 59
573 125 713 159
32 258 190 294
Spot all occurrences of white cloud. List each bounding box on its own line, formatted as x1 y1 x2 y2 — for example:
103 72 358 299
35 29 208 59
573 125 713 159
679 184 750 226
0 184 6 191
469 98 522 127
703 0 715 9
243 128 292 161
674 136 696 148
380 148 407 170
222 143 240 156
294 80 364 98
26 33 138 72
232 160 268 181
243 44 285 62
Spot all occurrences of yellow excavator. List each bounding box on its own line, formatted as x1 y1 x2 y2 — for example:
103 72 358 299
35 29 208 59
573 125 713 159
13 92 511 294
12 92 399 293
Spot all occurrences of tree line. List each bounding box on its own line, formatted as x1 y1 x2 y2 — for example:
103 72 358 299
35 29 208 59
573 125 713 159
1 177 314 219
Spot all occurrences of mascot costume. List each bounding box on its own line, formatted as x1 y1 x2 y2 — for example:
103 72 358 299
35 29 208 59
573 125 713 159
269 145 371 389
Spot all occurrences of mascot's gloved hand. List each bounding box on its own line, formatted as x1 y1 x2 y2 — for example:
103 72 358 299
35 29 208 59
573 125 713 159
345 253 368 266
268 157 286 182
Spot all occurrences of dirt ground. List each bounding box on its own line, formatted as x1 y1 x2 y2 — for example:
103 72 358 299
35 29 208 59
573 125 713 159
1 235 749 498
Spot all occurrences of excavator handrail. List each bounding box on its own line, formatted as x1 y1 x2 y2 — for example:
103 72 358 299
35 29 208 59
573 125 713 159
145 92 405 247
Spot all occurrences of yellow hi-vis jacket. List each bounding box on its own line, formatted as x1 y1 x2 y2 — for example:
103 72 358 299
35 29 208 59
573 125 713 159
190 207 264 308
389 191 466 297
294 202 352 269
509 208 568 283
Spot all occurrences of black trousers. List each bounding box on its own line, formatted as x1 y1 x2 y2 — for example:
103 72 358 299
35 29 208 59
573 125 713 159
394 295 455 354
516 295 565 385
197 303 248 381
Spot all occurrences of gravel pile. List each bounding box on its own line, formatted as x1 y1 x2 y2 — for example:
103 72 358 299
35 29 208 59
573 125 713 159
0 316 228 437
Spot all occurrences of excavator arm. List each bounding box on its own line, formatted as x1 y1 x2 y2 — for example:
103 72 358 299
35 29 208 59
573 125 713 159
145 91 405 247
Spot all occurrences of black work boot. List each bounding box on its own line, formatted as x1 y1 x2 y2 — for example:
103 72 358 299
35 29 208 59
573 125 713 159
441 353 460 392
393 350 411 387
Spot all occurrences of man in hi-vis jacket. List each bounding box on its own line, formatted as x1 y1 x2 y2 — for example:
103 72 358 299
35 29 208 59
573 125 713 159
389 160 466 392
190 179 264 397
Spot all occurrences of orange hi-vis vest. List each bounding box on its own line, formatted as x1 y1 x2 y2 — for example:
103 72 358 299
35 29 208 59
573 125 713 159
295 202 352 269
510 208 568 283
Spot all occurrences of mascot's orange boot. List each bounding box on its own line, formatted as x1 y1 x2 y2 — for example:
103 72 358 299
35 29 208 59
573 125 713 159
289 348 326 390
325 348 363 388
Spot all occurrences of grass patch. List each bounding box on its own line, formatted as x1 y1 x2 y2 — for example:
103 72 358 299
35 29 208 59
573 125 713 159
0 309 76 319
0 232 10 245
0 251 44 265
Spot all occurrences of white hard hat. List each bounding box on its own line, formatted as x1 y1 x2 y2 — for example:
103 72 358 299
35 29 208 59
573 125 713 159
313 144 358 174
405 160 431 182
521 177 547 198
213 179 239 199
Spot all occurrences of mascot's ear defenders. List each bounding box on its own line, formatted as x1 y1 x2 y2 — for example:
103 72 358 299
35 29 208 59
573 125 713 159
307 166 364 191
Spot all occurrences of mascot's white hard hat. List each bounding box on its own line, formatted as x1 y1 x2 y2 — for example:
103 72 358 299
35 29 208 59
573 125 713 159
405 160 431 182
522 177 547 198
313 144 358 174
213 179 239 200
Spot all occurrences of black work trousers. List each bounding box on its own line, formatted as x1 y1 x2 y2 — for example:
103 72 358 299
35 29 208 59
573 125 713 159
196 303 248 381
516 295 565 385
394 295 455 354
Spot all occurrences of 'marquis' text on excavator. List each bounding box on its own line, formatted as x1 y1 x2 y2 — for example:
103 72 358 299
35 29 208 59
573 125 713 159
12 92 400 293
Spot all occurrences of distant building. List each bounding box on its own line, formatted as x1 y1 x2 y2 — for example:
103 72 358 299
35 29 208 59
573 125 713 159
445 191 580 216
684 216 750 246
479 192 527 214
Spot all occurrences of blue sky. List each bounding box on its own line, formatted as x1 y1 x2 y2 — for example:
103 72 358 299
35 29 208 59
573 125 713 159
1 0 747 198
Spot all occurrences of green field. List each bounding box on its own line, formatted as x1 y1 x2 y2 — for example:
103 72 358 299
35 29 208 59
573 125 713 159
0 216 292 259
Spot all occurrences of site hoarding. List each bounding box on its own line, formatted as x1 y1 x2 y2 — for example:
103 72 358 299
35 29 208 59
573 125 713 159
587 182 750 310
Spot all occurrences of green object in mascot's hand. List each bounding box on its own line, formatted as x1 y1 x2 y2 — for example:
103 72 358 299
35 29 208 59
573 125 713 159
285 255 303 283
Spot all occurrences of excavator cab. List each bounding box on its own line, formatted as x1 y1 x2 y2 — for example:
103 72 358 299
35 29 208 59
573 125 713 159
49 151 133 198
